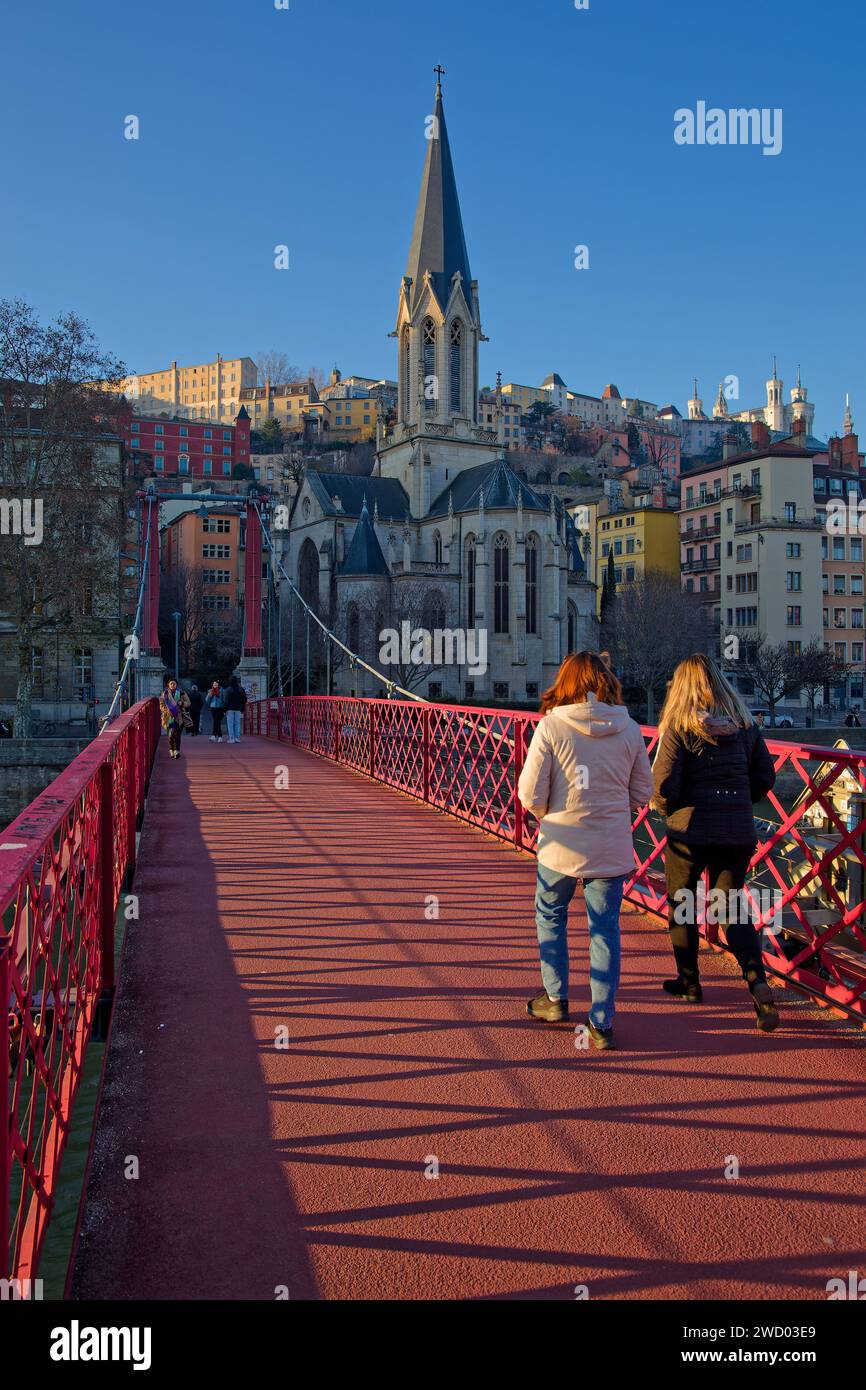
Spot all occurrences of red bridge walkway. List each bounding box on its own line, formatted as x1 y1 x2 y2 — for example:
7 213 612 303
69 735 865 1301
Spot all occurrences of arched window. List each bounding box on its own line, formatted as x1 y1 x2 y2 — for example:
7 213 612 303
298 538 319 612
567 602 577 654
347 601 360 652
465 534 476 626
433 530 443 567
558 471 571 484
422 588 446 632
401 327 410 419
374 606 385 657
422 317 437 413
494 533 510 634
525 534 539 635
449 319 462 414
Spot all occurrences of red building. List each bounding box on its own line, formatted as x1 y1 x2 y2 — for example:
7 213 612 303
120 403 251 480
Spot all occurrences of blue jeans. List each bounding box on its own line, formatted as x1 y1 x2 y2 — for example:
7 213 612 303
226 710 242 742
534 865 625 1029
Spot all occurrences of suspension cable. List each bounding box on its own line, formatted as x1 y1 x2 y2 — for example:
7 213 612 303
101 496 155 729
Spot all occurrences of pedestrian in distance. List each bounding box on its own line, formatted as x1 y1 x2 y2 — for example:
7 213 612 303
188 683 203 736
517 650 654 1051
224 676 247 744
206 680 226 742
652 653 780 1032
159 677 191 760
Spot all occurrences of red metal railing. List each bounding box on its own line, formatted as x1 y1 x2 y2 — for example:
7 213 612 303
1 698 160 1284
247 695 866 1023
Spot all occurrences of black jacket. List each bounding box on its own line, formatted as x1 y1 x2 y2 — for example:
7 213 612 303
224 684 247 712
652 717 776 846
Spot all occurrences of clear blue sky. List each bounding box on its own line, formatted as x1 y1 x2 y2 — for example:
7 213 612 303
3 0 863 437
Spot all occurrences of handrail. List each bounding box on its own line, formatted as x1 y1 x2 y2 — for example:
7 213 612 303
246 695 866 1026
1 696 160 1285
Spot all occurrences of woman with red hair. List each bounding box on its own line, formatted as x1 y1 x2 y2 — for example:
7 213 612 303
517 651 653 1049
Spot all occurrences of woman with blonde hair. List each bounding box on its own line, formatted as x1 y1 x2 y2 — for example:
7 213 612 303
652 652 779 1031
517 651 654 1050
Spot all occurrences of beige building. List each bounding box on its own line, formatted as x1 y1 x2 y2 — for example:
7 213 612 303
110 354 257 421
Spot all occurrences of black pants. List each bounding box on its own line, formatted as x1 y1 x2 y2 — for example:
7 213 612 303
211 709 224 738
665 840 766 986
168 722 182 755
190 709 201 735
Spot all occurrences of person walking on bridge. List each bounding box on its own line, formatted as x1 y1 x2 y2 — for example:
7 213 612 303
652 653 779 1032
159 678 191 760
224 676 247 744
517 651 654 1050
206 680 226 742
187 683 203 736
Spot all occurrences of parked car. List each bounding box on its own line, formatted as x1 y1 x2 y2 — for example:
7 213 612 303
750 708 794 728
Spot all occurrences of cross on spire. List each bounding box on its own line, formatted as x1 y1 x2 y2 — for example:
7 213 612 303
434 64 445 90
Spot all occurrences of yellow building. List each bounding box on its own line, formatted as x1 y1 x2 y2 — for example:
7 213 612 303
108 354 257 421
239 380 321 434
500 381 545 412
576 497 680 614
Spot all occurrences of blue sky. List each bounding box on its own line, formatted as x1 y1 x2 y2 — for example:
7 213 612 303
3 0 863 436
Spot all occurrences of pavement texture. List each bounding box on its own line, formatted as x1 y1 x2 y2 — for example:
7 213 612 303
69 733 866 1301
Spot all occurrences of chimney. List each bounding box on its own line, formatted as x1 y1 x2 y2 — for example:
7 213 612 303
792 415 806 437
828 435 843 466
722 431 738 460
841 433 860 470
751 420 770 451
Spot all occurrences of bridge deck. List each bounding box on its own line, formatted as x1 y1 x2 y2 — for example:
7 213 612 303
70 735 865 1301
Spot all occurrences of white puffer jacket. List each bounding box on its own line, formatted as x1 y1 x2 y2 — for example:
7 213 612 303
517 696 654 878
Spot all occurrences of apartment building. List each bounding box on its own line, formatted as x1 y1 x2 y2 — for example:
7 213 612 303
814 430 866 705
162 505 243 631
109 355 257 420
579 488 680 614
120 403 251 480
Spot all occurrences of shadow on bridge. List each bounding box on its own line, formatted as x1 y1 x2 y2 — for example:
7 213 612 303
71 735 866 1301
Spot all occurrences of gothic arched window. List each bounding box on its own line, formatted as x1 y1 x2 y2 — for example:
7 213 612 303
298 538 319 612
494 532 510 634
567 602 578 654
422 588 446 633
525 534 539 635
465 534 476 626
347 601 360 652
449 319 462 414
433 530 443 567
422 318 437 413
401 327 410 419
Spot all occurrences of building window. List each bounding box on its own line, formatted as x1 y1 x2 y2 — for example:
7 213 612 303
466 537 476 624
422 317 436 413
433 530 443 567
449 319 462 414
493 533 510 634
786 606 802 626
72 648 93 696
525 535 538 635
347 602 360 652
786 572 801 592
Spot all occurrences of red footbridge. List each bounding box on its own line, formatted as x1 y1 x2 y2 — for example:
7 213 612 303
2 696 865 1300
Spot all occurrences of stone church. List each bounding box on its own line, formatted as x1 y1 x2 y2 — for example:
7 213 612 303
280 75 597 704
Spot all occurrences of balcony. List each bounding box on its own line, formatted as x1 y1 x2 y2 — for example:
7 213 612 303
681 522 721 542
682 557 719 574
734 514 823 533
719 483 761 500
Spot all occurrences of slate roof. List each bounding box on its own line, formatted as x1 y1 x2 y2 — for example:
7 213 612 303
305 470 409 519
404 84 473 313
340 500 390 576
427 456 548 518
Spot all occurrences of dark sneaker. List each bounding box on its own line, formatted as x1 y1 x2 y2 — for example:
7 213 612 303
526 992 569 1023
586 1018 617 1051
663 976 703 1003
751 982 780 1033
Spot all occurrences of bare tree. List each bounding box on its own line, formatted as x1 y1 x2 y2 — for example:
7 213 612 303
727 632 800 726
790 638 850 725
0 299 128 734
255 351 300 387
602 570 710 722
159 561 205 675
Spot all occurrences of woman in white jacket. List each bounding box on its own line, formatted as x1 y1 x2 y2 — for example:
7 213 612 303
517 652 654 1049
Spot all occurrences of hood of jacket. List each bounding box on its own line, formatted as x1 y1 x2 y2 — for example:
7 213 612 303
546 695 631 738
698 711 743 739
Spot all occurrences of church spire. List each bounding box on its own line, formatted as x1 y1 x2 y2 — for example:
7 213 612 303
404 69 473 313
844 393 854 437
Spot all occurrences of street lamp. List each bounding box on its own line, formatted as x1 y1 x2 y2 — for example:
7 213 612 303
172 610 181 680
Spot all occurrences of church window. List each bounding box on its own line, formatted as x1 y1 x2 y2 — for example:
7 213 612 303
567 603 577 654
525 535 538 635
433 530 443 567
401 328 410 418
347 602 360 652
449 320 462 414
423 318 436 413
494 533 510 634
466 536 476 624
